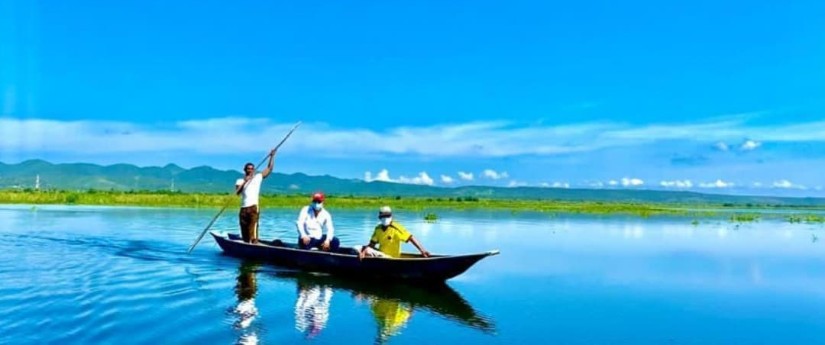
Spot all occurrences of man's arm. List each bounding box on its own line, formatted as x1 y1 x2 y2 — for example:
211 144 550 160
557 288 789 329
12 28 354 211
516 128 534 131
323 215 335 242
261 149 276 178
358 240 378 260
235 178 249 195
320 215 335 250
295 207 308 237
407 236 430 257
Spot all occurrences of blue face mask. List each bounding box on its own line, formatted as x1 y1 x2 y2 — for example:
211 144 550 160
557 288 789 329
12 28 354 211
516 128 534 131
312 202 324 211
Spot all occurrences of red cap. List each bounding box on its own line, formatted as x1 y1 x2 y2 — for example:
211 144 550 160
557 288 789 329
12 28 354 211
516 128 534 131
312 192 325 202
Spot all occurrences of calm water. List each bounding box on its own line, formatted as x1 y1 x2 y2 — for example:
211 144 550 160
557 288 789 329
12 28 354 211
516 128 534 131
2 205 825 344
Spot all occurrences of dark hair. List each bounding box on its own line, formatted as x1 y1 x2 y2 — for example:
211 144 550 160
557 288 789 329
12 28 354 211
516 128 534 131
244 163 254 170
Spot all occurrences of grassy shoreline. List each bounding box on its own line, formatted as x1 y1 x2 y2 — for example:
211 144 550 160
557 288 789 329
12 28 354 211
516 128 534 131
3 189 825 223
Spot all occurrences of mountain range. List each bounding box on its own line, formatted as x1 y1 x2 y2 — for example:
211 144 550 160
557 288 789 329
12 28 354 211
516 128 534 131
2 159 825 206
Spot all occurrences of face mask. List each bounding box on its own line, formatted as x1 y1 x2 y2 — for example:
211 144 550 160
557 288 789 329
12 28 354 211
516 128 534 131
312 202 323 211
381 217 392 226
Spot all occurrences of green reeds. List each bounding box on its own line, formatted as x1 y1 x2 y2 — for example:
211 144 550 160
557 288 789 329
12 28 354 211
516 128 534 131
423 213 438 221
729 213 760 223
787 214 825 224
0 189 822 221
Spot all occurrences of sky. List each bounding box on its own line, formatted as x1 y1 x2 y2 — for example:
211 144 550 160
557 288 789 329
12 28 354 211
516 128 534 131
1 0 824 196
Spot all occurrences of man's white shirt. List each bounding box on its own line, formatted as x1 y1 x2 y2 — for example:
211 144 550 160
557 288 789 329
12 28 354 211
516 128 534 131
296 206 334 240
235 173 263 207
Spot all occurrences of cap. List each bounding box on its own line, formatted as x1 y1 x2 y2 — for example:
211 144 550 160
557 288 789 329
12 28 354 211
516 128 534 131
378 205 392 216
312 192 325 202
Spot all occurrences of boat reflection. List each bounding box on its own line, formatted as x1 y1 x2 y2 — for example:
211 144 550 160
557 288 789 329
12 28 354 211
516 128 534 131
232 261 260 345
271 270 496 343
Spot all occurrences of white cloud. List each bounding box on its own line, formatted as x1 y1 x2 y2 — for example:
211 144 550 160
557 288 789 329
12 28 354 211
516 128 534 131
482 169 509 180
398 172 434 186
753 182 763 188
507 180 527 187
608 180 619 186
621 177 644 187
772 179 806 190
772 180 792 188
0 117 295 155
364 169 392 182
539 181 570 188
457 171 474 181
714 142 730 151
440 175 454 184
699 179 734 188
589 181 605 188
660 180 693 188
740 139 761 151
4 114 825 160
365 169 434 186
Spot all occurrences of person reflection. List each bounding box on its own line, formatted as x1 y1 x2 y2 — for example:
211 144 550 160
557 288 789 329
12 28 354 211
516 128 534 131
354 293 413 345
294 280 333 339
233 261 259 345
284 273 495 343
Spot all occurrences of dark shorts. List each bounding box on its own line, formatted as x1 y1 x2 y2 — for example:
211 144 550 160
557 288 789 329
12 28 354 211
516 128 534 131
239 205 259 243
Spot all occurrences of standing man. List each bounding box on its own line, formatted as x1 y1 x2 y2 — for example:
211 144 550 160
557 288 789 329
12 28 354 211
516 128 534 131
358 206 430 260
235 149 276 244
295 192 340 252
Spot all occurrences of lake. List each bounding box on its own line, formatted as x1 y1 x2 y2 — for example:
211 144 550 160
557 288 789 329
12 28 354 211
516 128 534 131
1 205 824 344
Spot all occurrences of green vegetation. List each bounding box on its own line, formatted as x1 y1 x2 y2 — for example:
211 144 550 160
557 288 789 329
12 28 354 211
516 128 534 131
729 213 760 223
2 189 825 222
0 189 698 215
787 214 825 224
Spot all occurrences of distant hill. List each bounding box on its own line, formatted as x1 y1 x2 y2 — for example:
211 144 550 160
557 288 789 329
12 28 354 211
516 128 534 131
2 159 825 206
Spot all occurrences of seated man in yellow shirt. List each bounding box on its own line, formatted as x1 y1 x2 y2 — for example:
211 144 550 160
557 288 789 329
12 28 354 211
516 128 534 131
358 206 430 260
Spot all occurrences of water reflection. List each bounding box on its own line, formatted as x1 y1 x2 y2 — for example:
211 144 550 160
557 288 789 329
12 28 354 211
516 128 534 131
272 271 495 344
359 293 413 344
233 261 260 345
294 279 333 339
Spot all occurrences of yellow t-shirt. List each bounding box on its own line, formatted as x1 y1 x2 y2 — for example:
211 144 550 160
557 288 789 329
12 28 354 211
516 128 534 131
370 222 412 258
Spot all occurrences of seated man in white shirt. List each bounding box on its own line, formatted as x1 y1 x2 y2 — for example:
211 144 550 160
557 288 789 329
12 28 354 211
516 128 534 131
295 192 340 252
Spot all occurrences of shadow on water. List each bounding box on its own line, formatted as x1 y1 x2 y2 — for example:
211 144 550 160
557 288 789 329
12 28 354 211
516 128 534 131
231 259 495 344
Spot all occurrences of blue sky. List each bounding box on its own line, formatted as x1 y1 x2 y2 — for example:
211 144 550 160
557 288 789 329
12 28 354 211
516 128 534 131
1 0 824 196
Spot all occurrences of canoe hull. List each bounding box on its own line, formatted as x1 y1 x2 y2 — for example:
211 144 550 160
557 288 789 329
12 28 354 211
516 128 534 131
210 231 498 282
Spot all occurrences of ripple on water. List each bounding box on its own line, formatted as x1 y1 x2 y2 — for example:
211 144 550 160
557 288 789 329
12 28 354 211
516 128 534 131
0 227 242 343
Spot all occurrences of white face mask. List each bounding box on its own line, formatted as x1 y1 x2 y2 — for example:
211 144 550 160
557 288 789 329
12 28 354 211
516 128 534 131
312 202 323 211
380 217 392 226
